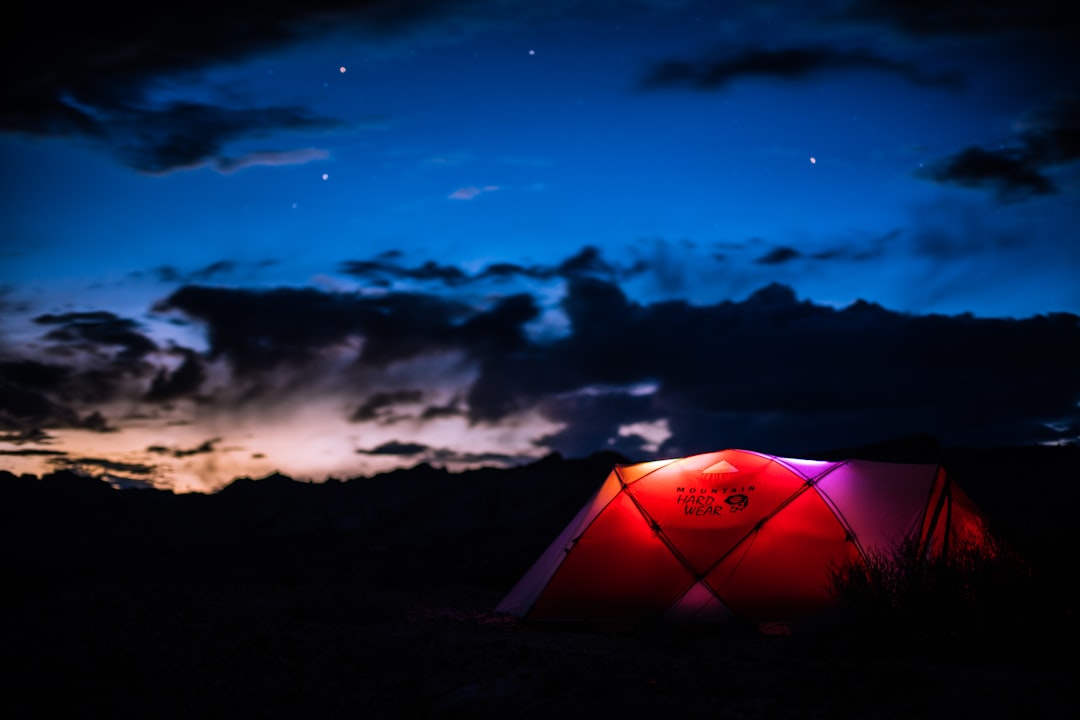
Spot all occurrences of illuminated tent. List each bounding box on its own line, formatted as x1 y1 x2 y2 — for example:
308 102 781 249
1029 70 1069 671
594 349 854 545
496 448 991 625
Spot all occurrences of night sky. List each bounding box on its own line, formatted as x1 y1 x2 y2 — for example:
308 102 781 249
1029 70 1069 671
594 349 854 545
2 1 1079 492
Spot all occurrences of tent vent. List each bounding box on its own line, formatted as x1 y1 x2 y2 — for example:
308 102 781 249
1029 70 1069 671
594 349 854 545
702 459 739 474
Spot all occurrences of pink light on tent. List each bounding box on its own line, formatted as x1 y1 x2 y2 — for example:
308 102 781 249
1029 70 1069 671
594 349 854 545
497 448 996 626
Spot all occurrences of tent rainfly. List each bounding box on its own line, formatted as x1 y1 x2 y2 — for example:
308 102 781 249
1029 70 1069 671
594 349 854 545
496 448 992 625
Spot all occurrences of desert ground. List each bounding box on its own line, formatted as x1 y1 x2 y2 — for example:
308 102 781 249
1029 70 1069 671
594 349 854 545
5 444 1078 719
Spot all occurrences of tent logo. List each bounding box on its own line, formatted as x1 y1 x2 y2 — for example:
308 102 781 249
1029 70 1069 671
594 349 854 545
675 486 754 516
724 493 749 512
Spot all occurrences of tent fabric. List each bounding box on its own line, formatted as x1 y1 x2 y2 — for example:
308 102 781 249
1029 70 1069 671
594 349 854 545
496 448 991 625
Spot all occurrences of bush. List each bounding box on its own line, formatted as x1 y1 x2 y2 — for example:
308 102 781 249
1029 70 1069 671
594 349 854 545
824 534 1039 659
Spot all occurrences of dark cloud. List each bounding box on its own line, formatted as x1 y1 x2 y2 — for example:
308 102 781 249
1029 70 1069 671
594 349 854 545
0 359 71 391
154 267 184 284
340 259 470 287
359 441 429 456
190 261 238 282
639 45 962 92
1 322 159 434
155 283 538 375
0 360 79 430
426 448 523 465
5 246 1078 471
466 277 1080 455
65 458 157 475
0 428 53 445
356 440 526 466
0 448 67 457
78 411 116 433
794 229 902 263
155 286 456 372
145 348 207 403
147 438 220 457
837 0 1080 37
550 245 625 278
1 1 482 173
755 246 803 265
151 260 269 285
34 311 157 361
10 312 162 419
420 399 464 420
340 245 643 288
918 146 1053 202
351 390 425 422
535 389 662 459
919 95 1080 202
459 294 538 355
113 103 338 175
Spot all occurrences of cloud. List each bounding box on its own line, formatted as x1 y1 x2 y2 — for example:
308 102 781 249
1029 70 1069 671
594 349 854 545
359 440 429 456
351 390 425 422
64 457 157 475
0 359 80 430
535 386 664 459
147 438 221 457
807 229 902 262
464 276 1080 455
190 261 238 282
425 448 523 465
212 148 331 174
153 284 526 374
4 246 1078 482
0 448 67 457
339 245 643 288
1 2 481 173
836 0 1080 37
0 428 54 445
755 246 803 265
112 104 339 176
448 185 500 200
639 45 962 92
34 311 157 361
420 398 464 420
79 411 116 433
357 441 526 465
918 146 1053 202
918 95 1080 202
340 259 471 287
145 349 207 403
152 259 269 285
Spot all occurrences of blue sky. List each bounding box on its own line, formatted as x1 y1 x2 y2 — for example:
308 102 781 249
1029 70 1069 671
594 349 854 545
2 1 1079 491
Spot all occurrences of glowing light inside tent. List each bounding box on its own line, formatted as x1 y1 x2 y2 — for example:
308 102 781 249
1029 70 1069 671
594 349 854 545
498 448 996 625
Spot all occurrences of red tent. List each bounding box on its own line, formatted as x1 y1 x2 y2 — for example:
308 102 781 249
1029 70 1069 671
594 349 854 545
496 448 991 625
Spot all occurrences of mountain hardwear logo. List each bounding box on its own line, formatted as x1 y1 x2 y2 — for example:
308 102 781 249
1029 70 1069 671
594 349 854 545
676 486 754 515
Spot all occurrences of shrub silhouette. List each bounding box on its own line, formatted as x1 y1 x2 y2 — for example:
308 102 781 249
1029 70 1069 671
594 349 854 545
825 534 1036 658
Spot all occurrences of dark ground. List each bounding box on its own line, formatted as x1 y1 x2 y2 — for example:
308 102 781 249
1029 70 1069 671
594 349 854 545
4 442 1078 719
